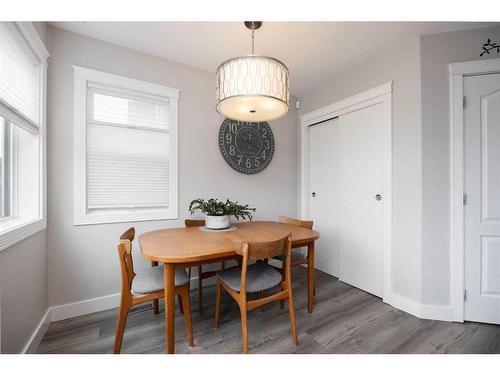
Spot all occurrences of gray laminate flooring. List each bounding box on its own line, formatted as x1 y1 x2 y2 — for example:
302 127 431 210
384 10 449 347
37 269 500 354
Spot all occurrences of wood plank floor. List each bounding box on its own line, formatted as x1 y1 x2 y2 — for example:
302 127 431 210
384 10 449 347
37 268 500 354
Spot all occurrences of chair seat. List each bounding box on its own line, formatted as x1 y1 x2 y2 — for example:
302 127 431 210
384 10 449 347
131 267 189 295
217 263 282 293
272 250 306 263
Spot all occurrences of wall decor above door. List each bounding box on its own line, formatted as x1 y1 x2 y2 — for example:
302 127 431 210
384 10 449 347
480 38 500 57
218 118 275 174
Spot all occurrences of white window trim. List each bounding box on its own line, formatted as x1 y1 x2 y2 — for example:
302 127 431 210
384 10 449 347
73 66 179 225
0 22 48 252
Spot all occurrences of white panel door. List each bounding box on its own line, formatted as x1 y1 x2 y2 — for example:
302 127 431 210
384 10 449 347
464 73 500 324
310 118 339 277
338 104 385 297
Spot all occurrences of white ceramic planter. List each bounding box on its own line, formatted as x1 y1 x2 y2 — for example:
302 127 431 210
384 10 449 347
205 214 230 230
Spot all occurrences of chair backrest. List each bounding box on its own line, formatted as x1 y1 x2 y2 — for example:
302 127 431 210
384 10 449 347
120 227 136 241
185 219 206 228
236 233 292 261
118 227 136 294
236 234 292 295
279 215 313 230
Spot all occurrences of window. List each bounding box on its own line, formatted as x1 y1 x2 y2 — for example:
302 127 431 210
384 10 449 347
0 22 48 251
0 117 11 219
73 66 179 225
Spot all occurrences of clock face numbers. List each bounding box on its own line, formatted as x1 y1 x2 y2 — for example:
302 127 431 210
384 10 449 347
218 118 275 174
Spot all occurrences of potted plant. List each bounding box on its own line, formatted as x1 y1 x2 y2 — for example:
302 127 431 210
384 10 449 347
188 198 256 230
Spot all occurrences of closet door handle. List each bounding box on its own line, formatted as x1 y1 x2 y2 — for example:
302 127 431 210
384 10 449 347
375 194 382 201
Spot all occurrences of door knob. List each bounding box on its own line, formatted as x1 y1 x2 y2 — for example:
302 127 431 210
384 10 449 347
375 194 382 201
312 192 316 197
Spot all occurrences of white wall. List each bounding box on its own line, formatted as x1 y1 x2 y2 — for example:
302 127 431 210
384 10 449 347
420 25 500 306
46 26 300 309
0 22 49 354
299 38 423 304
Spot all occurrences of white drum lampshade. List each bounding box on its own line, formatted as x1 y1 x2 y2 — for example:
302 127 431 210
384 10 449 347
215 22 289 122
216 55 289 122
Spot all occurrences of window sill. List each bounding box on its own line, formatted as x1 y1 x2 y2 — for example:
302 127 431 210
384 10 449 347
74 207 178 226
0 217 46 252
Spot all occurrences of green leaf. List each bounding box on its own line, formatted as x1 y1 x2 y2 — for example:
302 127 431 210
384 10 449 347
188 198 256 219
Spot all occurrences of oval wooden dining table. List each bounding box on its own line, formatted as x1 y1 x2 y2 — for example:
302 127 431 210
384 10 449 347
139 220 320 354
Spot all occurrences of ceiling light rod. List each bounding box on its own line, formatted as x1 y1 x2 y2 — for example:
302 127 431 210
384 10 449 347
244 21 262 55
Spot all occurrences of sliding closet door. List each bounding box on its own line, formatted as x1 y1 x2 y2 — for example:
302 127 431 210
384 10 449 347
310 118 340 277
338 103 385 297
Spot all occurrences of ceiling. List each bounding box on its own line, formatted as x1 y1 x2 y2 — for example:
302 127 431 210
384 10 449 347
50 22 496 96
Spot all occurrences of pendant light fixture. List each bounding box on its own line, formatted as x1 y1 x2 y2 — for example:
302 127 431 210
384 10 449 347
216 21 289 122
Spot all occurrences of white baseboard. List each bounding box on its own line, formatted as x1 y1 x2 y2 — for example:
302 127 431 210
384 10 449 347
50 276 208 322
268 258 282 268
384 293 422 318
22 308 51 354
50 293 121 322
420 302 455 321
385 292 454 322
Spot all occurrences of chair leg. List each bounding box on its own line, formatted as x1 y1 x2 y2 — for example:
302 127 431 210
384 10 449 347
214 280 222 328
151 261 159 314
180 287 194 347
280 265 286 310
198 265 203 313
113 298 130 354
287 290 298 346
239 302 249 354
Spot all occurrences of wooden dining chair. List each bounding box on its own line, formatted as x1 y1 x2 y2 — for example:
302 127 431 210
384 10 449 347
114 227 193 353
185 219 227 313
214 234 298 353
271 216 314 309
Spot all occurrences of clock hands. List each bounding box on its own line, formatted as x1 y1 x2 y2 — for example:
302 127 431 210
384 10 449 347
241 132 258 150
242 138 258 150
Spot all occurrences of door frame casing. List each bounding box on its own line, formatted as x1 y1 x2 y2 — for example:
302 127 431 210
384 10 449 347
449 57 500 322
299 81 393 301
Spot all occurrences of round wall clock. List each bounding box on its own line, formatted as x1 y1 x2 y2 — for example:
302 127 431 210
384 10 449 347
218 118 275 174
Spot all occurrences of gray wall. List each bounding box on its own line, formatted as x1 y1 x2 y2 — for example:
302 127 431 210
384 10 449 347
300 38 423 303
420 25 500 306
0 231 48 353
0 22 49 354
4 24 498 353
46 26 299 307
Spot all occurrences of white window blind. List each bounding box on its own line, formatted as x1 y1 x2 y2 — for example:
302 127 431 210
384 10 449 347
0 22 40 134
86 84 170 210
0 22 48 252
